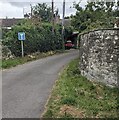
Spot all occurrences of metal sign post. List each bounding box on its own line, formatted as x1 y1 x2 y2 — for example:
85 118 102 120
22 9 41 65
18 32 25 57
21 41 24 57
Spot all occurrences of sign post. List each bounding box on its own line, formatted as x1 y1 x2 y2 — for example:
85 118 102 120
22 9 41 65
21 41 24 57
18 32 25 57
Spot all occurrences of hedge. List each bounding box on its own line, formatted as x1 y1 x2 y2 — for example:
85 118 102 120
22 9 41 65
2 20 73 57
2 22 59 56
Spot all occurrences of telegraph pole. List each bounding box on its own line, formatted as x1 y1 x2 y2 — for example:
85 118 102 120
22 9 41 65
52 0 55 34
23 7 25 18
30 4 33 18
62 0 65 51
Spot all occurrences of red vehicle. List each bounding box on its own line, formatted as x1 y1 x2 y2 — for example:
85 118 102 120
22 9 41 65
65 40 74 49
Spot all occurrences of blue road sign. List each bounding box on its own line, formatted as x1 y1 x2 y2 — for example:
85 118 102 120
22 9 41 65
18 32 25 40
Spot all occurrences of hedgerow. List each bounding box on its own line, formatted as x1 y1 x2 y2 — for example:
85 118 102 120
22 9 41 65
2 20 73 57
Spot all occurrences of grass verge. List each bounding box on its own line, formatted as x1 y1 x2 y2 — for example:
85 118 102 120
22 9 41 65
42 59 119 118
1 50 65 69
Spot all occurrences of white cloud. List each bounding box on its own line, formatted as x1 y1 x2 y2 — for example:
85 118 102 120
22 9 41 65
0 2 24 18
0 0 87 18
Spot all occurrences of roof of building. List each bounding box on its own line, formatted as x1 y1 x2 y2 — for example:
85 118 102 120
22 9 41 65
0 18 23 27
0 18 71 28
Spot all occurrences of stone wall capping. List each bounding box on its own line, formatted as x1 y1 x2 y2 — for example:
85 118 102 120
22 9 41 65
79 28 119 36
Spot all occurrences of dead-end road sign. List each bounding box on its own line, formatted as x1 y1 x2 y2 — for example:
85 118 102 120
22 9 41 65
18 32 25 57
18 32 25 41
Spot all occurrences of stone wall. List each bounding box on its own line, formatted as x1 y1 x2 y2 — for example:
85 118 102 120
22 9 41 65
79 28 119 87
1 43 14 60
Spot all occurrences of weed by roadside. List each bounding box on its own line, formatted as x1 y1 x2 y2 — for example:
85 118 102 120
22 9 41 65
42 59 119 118
1 50 66 69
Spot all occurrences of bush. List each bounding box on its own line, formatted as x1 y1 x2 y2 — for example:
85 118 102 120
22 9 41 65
2 21 63 57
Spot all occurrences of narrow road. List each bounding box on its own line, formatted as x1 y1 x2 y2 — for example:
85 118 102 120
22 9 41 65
2 50 79 118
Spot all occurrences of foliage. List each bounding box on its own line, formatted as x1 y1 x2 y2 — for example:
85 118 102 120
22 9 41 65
2 3 73 58
32 3 60 23
1 50 66 69
71 1 119 32
64 26 73 41
2 19 73 57
2 20 62 57
33 3 52 22
43 59 118 118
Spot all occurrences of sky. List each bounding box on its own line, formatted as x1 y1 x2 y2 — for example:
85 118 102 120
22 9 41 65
0 0 87 19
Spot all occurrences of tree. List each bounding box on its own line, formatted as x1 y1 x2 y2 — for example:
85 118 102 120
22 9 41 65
33 3 52 22
32 3 60 23
71 1 117 32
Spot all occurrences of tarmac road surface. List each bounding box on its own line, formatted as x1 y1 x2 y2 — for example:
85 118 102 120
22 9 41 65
2 50 79 118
